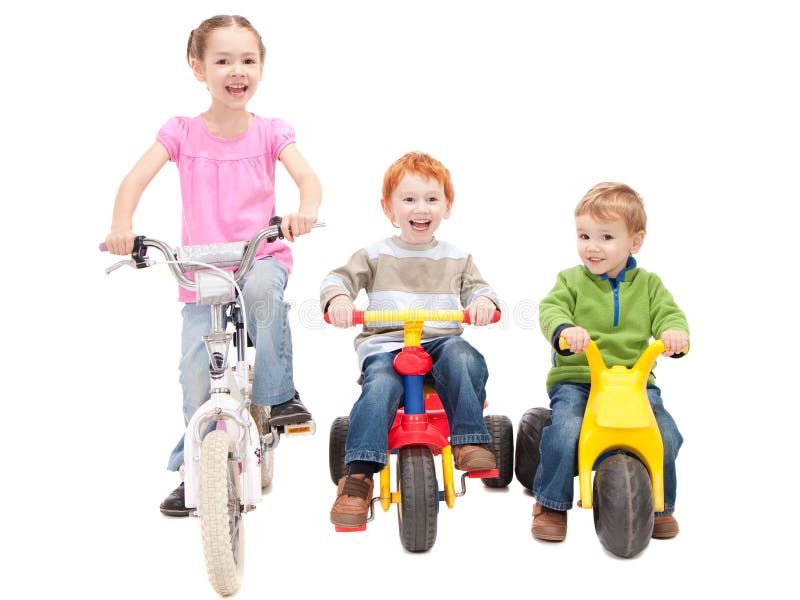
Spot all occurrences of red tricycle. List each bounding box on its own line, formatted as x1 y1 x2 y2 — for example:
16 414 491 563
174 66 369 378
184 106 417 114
326 309 513 552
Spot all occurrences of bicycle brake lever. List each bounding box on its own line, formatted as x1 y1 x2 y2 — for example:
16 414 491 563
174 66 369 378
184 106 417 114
104 259 137 275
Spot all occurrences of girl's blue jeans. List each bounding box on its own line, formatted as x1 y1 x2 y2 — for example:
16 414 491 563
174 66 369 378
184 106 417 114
532 382 683 516
344 336 492 466
167 258 294 471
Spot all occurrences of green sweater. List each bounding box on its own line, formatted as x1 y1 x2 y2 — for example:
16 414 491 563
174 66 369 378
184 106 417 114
539 258 689 389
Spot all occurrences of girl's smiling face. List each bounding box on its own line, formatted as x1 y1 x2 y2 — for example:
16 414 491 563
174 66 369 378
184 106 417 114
191 26 263 110
382 173 451 244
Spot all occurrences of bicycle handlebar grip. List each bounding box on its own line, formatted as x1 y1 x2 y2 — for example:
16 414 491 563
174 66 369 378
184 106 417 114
99 243 108 252
266 216 284 242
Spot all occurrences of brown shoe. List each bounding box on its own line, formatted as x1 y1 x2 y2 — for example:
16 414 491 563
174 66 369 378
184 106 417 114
330 474 374 528
531 503 567 542
452 444 497 471
652 514 679 539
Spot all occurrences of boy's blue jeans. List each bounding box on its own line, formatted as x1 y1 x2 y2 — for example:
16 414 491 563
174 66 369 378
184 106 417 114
344 336 492 466
532 382 683 516
167 258 295 471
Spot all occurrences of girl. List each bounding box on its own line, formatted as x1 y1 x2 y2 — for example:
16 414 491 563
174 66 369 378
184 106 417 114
104 15 322 516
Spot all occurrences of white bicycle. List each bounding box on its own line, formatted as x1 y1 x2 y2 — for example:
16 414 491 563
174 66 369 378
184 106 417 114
102 218 322 596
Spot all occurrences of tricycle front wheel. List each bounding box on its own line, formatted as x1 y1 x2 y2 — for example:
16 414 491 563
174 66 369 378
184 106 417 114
592 453 654 558
397 445 438 552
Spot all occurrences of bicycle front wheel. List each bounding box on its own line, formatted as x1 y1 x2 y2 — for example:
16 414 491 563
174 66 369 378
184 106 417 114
199 429 244 596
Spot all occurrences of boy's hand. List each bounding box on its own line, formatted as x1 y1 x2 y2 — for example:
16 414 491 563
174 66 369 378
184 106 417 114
327 295 355 328
660 330 689 356
466 296 497 327
280 210 318 242
104 229 137 256
561 326 590 354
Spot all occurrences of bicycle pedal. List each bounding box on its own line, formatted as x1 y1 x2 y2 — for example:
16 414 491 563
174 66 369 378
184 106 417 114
282 419 316 436
467 468 499 478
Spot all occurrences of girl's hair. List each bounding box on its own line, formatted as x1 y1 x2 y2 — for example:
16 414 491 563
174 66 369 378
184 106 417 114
381 152 455 207
186 15 266 65
575 182 647 233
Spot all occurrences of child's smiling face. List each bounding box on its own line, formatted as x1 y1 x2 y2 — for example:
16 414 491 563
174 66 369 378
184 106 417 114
575 213 644 278
191 25 264 111
383 173 451 244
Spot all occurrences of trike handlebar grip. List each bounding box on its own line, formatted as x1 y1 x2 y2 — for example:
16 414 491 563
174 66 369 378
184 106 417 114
322 311 364 325
559 336 685 358
462 309 501 325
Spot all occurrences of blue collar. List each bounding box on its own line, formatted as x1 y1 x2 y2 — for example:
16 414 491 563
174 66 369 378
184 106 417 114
599 255 637 283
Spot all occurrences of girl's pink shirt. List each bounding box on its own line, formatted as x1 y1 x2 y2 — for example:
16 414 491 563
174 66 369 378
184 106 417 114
157 115 295 302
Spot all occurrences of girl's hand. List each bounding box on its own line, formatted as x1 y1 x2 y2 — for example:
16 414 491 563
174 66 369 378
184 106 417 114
561 326 590 354
104 229 137 256
466 296 497 327
280 210 317 242
660 329 689 356
327 295 355 328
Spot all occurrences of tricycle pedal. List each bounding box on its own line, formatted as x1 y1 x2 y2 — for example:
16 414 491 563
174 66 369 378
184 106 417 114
467 468 499 478
334 523 367 532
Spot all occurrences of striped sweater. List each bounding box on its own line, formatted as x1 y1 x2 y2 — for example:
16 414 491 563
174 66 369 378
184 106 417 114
320 236 499 366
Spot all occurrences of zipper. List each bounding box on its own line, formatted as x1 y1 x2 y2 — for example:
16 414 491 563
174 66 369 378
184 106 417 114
609 279 620 327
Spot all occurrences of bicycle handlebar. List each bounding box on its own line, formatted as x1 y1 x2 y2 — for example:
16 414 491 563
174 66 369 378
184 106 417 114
324 309 501 325
101 219 325 289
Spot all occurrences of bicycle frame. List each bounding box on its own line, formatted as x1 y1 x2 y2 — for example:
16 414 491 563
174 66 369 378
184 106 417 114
104 221 324 510
182 293 264 510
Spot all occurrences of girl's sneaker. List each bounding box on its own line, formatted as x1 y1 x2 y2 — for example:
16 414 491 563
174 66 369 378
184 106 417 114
268 391 312 426
159 482 190 517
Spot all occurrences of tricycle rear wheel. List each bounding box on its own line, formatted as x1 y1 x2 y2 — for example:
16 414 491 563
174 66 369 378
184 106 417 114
482 414 514 488
514 407 552 489
328 416 349 484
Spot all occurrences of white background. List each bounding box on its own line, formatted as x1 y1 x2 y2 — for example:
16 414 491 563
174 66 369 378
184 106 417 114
3 1 796 598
